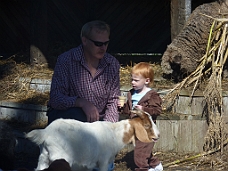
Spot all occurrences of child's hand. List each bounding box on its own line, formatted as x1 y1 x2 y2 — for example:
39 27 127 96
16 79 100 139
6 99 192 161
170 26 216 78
118 96 126 107
117 101 124 108
134 105 143 110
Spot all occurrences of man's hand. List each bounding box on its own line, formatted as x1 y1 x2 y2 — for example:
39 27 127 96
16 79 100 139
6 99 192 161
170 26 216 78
75 98 99 122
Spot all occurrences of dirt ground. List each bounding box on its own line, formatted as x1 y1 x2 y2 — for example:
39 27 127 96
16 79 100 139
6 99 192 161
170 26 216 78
113 147 228 171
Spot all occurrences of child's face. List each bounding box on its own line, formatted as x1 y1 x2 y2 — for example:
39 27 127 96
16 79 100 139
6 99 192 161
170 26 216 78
131 74 150 90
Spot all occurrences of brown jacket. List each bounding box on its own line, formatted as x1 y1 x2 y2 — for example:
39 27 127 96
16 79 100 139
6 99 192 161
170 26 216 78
123 89 162 121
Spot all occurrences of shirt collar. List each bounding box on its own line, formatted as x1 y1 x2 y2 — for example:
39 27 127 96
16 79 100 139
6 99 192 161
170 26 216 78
74 44 111 68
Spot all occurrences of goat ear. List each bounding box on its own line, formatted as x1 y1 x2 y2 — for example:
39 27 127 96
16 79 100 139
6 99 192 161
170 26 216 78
134 122 151 143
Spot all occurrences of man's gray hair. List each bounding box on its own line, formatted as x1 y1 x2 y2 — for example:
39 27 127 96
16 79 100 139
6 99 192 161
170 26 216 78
81 20 110 38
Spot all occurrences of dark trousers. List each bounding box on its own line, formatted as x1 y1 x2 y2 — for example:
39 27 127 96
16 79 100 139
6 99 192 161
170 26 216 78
134 139 160 171
47 107 87 125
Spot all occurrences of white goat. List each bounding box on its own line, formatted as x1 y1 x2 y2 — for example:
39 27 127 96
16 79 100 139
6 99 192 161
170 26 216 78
26 109 160 171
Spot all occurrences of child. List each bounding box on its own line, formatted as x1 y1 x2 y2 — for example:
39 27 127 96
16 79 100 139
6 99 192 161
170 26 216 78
120 62 163 171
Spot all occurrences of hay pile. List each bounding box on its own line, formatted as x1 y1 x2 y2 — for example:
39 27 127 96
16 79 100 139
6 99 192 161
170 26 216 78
0 58 52 105
0 59 173 106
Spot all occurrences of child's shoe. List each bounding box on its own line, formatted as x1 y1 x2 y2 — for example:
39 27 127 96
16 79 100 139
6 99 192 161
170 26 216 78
148 162 163 171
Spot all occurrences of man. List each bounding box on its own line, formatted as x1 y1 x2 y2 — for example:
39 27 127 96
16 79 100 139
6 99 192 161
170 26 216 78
47 20 120 124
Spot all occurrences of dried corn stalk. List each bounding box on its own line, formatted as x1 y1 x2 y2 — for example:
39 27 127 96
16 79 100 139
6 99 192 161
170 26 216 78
203 15 228 152
162 15 228 152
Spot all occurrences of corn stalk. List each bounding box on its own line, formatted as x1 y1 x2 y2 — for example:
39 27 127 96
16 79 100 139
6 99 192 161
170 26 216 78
162 15 228 152
203 20 228 152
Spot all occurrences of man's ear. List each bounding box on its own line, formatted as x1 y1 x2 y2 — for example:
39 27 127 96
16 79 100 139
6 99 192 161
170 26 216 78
81 37 87 45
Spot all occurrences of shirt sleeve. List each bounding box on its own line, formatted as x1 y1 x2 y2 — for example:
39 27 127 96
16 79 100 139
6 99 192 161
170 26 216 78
103 61 121 122
49 55 77 110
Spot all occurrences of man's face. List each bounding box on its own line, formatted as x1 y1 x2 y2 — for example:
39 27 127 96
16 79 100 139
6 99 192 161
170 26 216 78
82 28 109 60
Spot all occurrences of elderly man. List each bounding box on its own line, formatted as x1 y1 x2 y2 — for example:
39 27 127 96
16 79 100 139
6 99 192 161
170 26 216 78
47 20 120 124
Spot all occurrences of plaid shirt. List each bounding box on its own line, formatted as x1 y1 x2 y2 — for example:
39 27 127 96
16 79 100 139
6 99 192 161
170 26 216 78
49 45 120 122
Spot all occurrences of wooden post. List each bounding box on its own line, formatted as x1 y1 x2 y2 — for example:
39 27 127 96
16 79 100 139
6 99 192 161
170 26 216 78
171 0 191 40
30 0 48 67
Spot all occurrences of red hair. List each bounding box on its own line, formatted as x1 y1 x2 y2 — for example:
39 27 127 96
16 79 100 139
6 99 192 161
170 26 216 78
131 62 154 85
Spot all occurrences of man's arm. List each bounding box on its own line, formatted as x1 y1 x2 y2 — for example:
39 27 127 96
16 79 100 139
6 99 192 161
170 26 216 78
49 55 77 110
103 64 120 122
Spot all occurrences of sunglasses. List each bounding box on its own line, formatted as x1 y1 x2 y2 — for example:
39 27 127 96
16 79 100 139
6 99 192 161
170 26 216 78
88 38 109 47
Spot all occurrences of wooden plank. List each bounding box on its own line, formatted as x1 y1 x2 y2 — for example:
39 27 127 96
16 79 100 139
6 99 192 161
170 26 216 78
0 6 19 46
177 120 207 152
191 96 204 115
0 101 47 111
174 96 192 114
0 102 47 125
51 0 82 34
154 120 208 153
154 120 178 152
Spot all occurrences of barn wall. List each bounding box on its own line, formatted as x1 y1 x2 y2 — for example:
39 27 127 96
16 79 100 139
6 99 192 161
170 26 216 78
0 0 215 67
0 0 171 61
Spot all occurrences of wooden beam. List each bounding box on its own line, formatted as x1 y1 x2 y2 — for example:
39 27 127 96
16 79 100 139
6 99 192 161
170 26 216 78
171 0 191 40
30 0 48 67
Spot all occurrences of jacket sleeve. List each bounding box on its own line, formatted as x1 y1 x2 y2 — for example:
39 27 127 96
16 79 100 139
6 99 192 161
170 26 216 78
122 91 132 115
142 91 162 118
